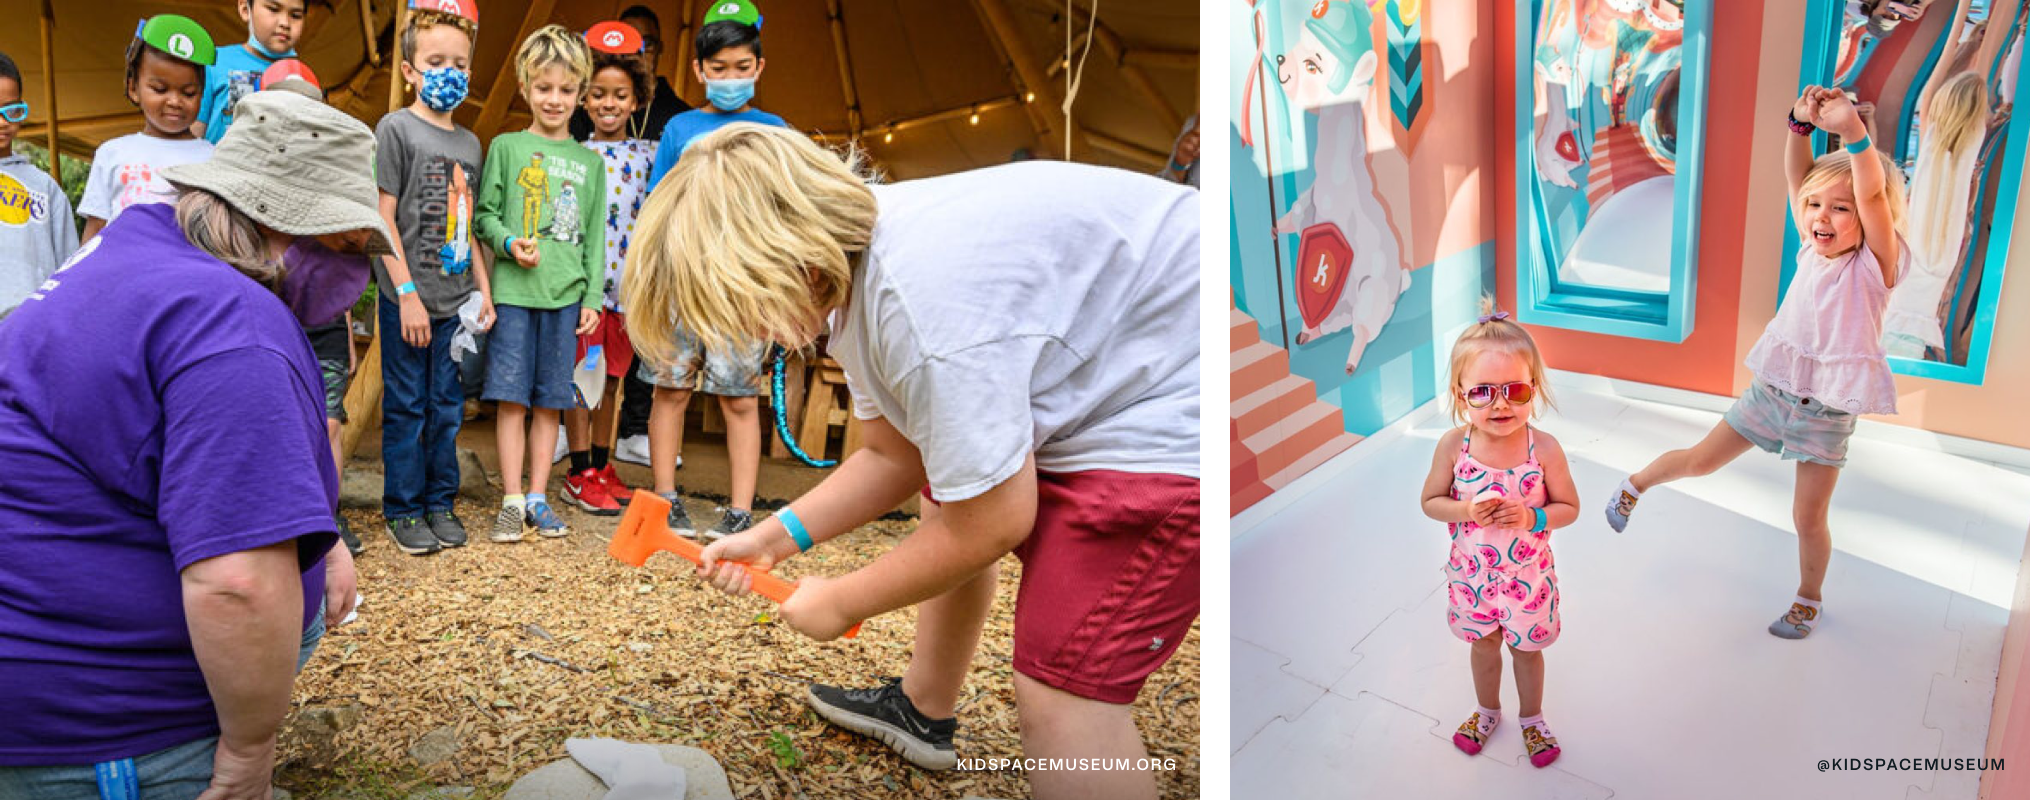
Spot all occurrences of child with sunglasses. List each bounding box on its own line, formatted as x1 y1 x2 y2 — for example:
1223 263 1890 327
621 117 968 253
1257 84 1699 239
1420 308 1579 769
0 50 79 317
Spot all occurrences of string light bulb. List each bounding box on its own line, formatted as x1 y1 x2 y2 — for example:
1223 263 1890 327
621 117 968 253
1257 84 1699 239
884 131 894 143
969 110 980 125
1025 92 1035 102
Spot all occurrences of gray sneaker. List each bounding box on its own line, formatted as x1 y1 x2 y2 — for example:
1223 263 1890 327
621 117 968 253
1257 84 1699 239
425 510 468 548
662 491 696 538
1769 602 1819 640
386 517 440 555
491 503 528 543
705 508 755 542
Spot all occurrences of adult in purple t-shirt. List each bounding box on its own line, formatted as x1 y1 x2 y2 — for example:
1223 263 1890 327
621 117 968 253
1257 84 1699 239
0 90 394 799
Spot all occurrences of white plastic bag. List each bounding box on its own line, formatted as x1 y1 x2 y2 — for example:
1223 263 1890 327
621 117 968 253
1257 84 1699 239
450 291 486 364
573 345 606 408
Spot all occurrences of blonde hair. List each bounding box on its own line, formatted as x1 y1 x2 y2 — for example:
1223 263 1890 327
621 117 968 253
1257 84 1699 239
1797 147 1909 236
1925 72 1990 156
515 24 591 92
1446 302 1555 426
622 124 877 362
401 9 477 65
176 189 280 289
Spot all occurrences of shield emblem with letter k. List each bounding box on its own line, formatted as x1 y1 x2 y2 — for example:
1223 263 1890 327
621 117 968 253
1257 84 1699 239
1295 223 1352 330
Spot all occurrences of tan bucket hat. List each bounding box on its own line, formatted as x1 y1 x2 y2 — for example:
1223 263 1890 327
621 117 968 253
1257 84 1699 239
162 90 396 256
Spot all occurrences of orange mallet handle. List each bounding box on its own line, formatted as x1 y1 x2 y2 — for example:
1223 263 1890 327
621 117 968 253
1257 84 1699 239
611 490 861 638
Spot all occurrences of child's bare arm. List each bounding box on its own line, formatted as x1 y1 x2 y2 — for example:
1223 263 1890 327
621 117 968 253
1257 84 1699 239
1820 91 1902 282
1422 428 1474 524
1786 87 1822 204
80 217 107 244
1534 433 1581 531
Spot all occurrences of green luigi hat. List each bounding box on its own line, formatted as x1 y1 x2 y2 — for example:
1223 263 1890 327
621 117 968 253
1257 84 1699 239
1304 1 1372 95
703 0 762 29
135 14 217 66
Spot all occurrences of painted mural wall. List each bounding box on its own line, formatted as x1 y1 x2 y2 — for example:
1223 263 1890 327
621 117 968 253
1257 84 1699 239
1230 0 1496 514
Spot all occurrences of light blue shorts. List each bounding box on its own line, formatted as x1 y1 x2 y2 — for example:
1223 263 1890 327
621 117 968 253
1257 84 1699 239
1723 378 1857 468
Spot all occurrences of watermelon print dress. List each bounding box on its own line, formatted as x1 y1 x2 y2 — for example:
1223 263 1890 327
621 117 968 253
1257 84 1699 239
1445 426 1560 651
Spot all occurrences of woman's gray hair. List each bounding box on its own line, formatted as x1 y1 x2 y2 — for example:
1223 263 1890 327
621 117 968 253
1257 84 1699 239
174 189 282 289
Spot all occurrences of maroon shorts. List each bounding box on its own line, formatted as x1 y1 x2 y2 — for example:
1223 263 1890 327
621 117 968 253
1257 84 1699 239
574 309 635 379
923 469 1200 704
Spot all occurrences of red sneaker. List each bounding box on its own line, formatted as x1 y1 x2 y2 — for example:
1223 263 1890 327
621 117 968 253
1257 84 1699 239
564 468 622 516
596 464 633 505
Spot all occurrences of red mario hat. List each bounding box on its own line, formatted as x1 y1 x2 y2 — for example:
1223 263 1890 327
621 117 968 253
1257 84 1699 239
586 21 644 55
261 59 320 90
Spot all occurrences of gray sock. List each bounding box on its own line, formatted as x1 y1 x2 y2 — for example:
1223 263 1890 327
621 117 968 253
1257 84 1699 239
1769 596 1821 639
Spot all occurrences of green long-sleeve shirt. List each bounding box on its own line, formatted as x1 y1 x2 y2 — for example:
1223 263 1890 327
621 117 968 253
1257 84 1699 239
474 131 606 311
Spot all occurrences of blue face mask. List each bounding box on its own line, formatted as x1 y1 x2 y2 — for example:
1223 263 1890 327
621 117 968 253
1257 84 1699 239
419 68 470 113
704 77 756 112
248 39 293 60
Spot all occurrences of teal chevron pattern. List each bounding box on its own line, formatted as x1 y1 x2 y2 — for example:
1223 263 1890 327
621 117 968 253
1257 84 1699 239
1385 0 1424 131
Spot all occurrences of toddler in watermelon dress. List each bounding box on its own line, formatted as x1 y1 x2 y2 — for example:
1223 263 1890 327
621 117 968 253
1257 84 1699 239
1420 309 1581 769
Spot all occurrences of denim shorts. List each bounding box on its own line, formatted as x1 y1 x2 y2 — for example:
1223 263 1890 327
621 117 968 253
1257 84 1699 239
0 604 326 798
634 324 770 397
307 325 353 423
483 304 579 410
1723 378 1857 468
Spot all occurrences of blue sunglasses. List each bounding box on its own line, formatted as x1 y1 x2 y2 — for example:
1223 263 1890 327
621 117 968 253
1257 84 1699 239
0 102 27 124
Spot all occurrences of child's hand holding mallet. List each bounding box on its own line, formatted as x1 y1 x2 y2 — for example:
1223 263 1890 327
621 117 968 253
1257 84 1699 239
512 237 541 268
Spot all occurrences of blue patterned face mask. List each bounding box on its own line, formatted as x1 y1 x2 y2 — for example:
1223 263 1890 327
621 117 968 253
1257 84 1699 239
419 67 470 113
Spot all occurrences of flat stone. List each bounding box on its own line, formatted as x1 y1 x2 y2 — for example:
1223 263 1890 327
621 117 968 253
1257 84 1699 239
503 745 732 800
408 726 459 767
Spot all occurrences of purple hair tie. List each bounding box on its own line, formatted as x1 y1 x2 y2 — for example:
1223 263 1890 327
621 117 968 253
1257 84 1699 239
1478 311 1510 324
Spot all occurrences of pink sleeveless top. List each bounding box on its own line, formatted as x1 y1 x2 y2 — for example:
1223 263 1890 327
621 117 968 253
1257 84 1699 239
1743 240 1907 415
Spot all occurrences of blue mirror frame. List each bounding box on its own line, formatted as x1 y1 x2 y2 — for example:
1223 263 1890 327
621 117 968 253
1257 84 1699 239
1781 0 2030 384
1514 0 1711 341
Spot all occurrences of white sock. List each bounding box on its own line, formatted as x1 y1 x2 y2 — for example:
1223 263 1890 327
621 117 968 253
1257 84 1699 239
1619 477 1642 500
1791 595 1822 622
1520 713 1548 732
503 493 525 509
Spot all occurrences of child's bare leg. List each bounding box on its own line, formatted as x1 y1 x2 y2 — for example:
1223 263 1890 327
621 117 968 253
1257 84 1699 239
528 408 561 495
565 407 592 455
649 387 693 494
1012 673 1156 800
497 402 528 494
1631 420 1755 492
326 418 344 475
592 377 622 448
899 502 996 719
721 395 760 511
1793 461 1840 601
1510 646 1544 718
1471 634 1503 709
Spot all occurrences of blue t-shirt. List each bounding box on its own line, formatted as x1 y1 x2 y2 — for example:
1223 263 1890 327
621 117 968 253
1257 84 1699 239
647 108 790 190
198 44 289 144
0 203 336 765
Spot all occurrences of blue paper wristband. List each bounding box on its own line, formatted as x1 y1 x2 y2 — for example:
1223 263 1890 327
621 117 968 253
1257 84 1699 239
1843 134 1872 154
778 506 814 552
396 281 416 296
1531 507 1547 533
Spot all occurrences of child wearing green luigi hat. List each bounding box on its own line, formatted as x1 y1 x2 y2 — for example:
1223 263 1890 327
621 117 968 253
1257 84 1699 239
635 0 789 544
80 15 219 244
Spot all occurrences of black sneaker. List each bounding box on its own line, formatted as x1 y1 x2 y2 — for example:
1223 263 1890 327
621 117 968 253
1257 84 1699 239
807 678 957 770
662 491 696 539
336 515 364 556
425 510 468 548
386 516 440 555
704 508 754 542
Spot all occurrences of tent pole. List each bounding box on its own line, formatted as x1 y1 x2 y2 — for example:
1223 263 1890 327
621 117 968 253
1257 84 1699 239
1091 21 1182 133
672 0 696 103
970 0 1081 159
473 0 560 141
38 0 59 177
825 0 862 140
1084 129 1167 169
1122 49 1196 70
386 4 408 112
360 0 381 67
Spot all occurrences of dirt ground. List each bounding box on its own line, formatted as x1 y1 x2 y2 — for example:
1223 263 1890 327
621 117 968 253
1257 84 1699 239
279 488 1201 799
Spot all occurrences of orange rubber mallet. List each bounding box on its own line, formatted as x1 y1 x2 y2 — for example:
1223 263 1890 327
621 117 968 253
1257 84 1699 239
608 490 861 638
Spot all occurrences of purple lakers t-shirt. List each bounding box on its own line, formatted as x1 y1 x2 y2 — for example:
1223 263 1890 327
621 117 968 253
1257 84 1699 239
0 203 337 765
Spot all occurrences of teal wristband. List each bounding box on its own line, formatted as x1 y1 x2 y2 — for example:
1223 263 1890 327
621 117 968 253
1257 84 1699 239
1531 507 1547 533
395 281 416 296
501 235 516 254
1843 134 1872 154
778 506 814 552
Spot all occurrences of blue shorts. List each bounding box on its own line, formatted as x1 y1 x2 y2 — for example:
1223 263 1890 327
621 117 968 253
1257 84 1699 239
1723 378 1857 468
483 304 579 410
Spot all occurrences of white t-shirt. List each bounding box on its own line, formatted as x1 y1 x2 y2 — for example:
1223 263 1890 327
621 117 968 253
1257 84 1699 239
827 161 1200 503
78 134 215 222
